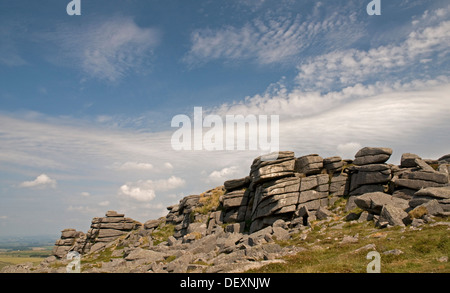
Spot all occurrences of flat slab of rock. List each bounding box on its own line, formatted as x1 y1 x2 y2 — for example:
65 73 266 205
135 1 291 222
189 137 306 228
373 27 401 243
224 177 251 192
415 186 450 199
106 211 125 217
353 147 392 166
354 192 409 214
124 248 166 263
295 154 323 175
250 151 296 185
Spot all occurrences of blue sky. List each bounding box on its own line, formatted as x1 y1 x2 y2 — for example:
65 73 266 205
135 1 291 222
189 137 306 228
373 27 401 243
1 0 449 236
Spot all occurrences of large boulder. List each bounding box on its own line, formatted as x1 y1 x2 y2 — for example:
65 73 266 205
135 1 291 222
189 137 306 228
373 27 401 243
323 156 344 174
354 192 409 214
295 154 323 175
52 229 85 259
415 186 450 199
83 211 142 252
224 177 251 192
251 177 301 221
250 151 296 185
393 170 448 191
409 186 450 212
329 173 350 197
298 174 329 211
223 189 250 223
348 164 391 195
379 205 411 227
438 154 450 164
400 153 421 168
353 147 392 166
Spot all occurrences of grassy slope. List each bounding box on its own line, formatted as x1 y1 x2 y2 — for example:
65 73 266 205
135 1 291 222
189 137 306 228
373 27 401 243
247 217 450 273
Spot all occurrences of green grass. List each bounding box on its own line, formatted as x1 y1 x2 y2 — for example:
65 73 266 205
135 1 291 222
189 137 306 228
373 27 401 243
247 219 450 273
151 223 175 245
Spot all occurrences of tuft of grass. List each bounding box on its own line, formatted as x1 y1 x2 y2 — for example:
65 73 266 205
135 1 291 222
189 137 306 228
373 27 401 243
151 223 175 245
195 186 225 215
408 206 428 219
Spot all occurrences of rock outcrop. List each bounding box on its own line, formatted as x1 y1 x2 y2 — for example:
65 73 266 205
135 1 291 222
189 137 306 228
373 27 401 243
5 146 449 273
52 229 85 258
51 211 142 258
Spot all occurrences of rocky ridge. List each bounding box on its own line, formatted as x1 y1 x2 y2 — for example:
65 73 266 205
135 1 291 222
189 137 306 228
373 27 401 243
2 147 449 273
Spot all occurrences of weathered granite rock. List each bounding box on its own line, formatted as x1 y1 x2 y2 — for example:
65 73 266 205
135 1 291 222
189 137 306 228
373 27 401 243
316 206 333 220
52 229 85 259
392 188 416 200
250 151 296 185
224 176 251 192
394 171 448 190
415 186 450 199
354 192 409 214
144 219 161 230
329 173 350 197
439 154 450 164
353 147 392 166
348 164 392 195
82 211 142 253
124 247 166 262
400 153 421 168
298 174 329 211
295 154 323 175
323 156 344 174
409 186 450 212
379 204 411 227
223 189 250 223
251 177 301 221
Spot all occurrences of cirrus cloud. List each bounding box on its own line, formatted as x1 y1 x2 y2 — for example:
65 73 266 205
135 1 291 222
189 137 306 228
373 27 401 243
43 17 161 82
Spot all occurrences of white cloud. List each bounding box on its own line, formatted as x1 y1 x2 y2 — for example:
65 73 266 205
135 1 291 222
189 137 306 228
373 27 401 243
119 183 156 202
164 162 174 170
119 176 186 202
207 166 240 184
113 161 154 171
45 17 160 82
19 174 57 189
80 192 90 197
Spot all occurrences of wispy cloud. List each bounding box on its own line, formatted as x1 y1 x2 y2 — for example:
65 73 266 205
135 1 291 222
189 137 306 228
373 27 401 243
44 17 160 82
183 7 364 67
0 20 27 66
296 6 450 91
